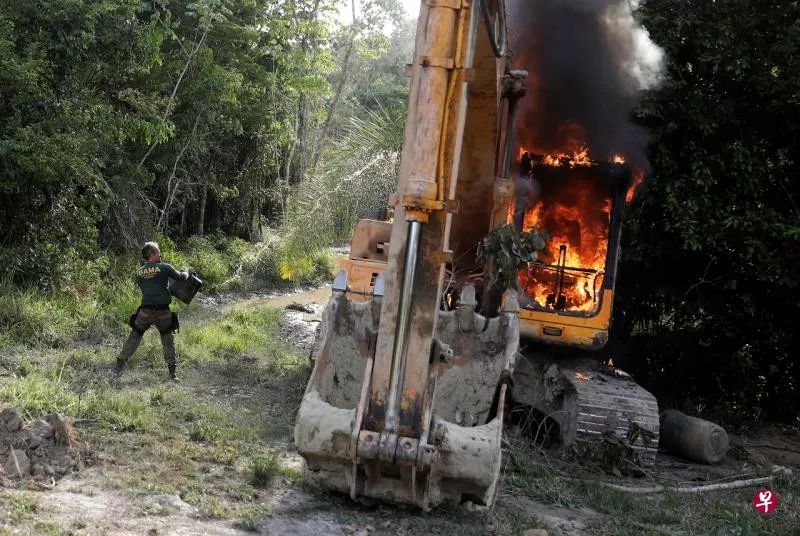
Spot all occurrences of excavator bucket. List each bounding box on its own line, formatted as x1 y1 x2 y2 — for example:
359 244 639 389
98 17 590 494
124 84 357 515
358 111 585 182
295 279 519 509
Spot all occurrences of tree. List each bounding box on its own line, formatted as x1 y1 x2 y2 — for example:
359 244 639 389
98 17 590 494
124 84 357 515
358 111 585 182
0 0 162 284
614 0 800 423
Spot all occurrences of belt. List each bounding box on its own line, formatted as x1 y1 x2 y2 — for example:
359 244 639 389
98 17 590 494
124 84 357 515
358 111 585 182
140 303 170 310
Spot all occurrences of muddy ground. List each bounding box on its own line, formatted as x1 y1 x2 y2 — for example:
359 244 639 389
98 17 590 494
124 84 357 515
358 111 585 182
0 287 798 535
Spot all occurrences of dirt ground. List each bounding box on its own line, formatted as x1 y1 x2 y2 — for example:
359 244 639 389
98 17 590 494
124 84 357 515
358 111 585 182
0 287 798 535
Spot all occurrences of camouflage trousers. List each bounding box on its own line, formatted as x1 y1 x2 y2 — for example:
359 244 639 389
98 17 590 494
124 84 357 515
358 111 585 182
118 308 176 367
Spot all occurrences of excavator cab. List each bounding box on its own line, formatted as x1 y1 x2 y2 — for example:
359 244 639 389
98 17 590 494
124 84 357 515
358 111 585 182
513 158 631 350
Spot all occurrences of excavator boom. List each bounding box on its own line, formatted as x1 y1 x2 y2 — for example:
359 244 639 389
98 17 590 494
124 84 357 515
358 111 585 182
294 0 519 509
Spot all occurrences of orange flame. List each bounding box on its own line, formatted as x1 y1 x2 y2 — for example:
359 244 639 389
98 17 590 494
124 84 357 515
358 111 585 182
539 146 592 168
512 146 643 312
512 162 612 313
575 372 592 382
626 170 645 203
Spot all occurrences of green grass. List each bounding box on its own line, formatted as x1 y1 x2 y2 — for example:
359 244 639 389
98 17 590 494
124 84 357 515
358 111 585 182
1 492 39 524
178 307 309 384
0 235 336 352
0 295 308 528
248 452 283 487
507 454 800 536
1 372 157 431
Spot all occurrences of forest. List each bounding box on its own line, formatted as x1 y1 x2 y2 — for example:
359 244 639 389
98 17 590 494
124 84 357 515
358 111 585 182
1 0 798 426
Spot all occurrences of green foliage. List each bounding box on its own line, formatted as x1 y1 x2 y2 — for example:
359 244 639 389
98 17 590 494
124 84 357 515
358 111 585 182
0 370 156 432
614 0 800 422
2 493 39 525
0 237 271 350
282 101 406 262
479 224 548 290
276 241 336 284
178 306 283 364
0 279 102 348
0 0 347 287
248 452 283 487
189 421 222 442
237 234 283 286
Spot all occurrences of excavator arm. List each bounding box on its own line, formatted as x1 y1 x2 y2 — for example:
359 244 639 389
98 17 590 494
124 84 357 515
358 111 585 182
294 0 524 509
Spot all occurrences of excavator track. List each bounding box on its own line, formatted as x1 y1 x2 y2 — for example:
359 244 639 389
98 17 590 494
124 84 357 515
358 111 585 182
513 354 660 465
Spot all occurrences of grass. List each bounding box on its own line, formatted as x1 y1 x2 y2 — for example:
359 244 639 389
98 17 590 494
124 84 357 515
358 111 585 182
505 446 800 536
0 492 39 524
0 292 311 530
0 234 336 353
248 452 284 487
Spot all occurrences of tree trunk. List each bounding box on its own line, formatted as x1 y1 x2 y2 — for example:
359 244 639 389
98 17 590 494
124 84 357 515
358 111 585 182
291 0 323 184
197 184 207 236
294 93 308 184
310 20 357 173
249 197 262 242
179 192 188 236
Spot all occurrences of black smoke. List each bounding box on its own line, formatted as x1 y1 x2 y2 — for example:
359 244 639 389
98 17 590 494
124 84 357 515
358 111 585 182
509 0 663 169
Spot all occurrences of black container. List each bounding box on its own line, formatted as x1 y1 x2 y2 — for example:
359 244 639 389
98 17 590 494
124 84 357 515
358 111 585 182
169 273 204 304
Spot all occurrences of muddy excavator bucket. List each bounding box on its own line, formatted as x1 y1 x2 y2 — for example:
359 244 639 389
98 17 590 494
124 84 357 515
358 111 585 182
295 276 519 509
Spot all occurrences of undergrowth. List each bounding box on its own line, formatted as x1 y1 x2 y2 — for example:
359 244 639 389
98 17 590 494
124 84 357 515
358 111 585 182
505 444 800 536
0 297 308 530
0 234 335 350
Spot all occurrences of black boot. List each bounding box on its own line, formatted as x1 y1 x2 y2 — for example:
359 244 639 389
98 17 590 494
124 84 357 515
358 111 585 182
168 364 179 383
112 360 125 376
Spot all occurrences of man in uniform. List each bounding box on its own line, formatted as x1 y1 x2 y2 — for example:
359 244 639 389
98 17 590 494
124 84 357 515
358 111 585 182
113 241 188 381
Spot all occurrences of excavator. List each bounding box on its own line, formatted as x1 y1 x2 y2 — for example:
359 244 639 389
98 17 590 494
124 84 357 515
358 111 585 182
294 0 659 509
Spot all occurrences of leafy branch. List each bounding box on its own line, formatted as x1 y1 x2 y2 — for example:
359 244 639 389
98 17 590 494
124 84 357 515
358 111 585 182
478 224 549 291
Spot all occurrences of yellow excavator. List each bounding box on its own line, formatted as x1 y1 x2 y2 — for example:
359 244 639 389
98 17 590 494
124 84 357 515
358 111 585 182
294 0 659 509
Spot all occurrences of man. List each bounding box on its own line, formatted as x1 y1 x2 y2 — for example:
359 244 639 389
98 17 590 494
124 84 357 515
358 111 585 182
113 241 188 381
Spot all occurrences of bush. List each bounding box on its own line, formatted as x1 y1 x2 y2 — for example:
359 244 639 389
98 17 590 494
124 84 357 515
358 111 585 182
0 234 334 350
248 453 281 487
0 280 100 347
276 240 336 284
239 232 283 286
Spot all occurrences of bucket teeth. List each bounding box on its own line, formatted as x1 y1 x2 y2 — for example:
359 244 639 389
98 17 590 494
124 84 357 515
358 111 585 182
294 291 520 509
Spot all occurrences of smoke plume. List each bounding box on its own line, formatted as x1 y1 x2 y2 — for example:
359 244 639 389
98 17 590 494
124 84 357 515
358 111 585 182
509 0 664 168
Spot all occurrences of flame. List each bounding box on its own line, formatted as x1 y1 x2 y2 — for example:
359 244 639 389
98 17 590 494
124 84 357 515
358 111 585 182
626 170 645 203
606 358 614 367
540 146 592 168
575 372 592 382
543 154 563 167
519 146 621 168
512 162 612 313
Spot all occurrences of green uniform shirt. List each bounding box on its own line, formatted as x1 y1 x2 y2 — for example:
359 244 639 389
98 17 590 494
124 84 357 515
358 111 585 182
136 262 185 306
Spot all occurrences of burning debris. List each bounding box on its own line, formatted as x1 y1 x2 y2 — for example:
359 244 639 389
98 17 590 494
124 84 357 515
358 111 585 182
504 0 663 314
511 153 624 313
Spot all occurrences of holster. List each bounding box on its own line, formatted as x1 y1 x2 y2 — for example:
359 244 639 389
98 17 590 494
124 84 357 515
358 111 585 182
129 307 145 335
170 312 180 334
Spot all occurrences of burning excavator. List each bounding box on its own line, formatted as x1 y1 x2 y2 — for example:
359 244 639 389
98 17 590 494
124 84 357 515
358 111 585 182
294 0 659 509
